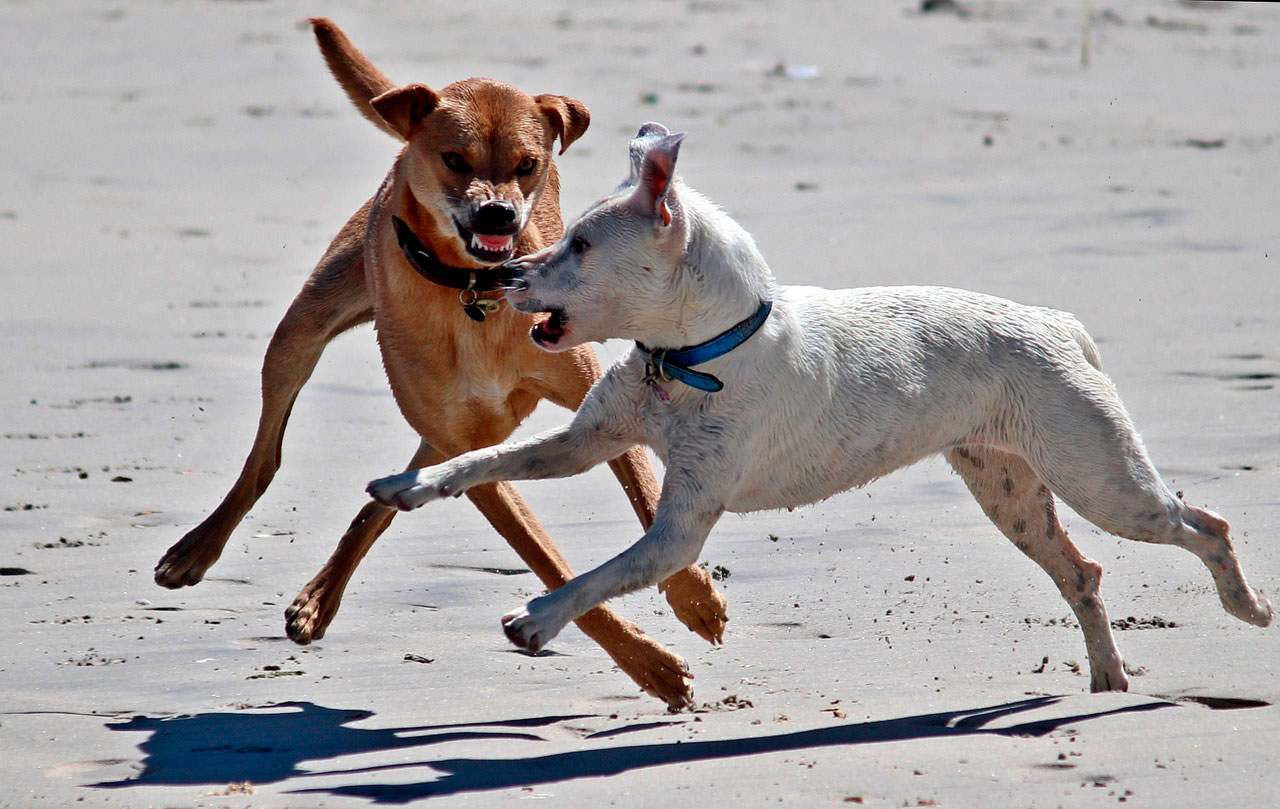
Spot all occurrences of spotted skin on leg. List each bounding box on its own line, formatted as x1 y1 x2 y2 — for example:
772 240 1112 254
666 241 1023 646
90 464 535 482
947 446 1128 692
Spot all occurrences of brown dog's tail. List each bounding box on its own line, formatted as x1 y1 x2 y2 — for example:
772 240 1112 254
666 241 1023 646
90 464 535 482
309 17 402 141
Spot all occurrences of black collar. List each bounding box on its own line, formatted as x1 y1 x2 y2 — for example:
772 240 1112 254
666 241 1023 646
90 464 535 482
391 215 507 322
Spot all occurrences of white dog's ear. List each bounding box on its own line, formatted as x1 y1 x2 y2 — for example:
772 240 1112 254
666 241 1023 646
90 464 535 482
625 122 671 184
629 132 685 226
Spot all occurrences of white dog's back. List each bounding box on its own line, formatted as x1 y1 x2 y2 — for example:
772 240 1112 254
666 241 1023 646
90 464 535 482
638 284 1108 513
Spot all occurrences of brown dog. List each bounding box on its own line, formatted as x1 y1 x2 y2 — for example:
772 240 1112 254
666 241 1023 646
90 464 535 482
152 18 726 708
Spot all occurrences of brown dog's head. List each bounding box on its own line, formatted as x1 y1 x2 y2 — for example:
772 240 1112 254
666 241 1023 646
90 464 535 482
371 78 589 267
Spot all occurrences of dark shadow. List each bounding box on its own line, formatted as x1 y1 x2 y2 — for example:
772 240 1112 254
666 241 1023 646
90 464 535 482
288 696 1173 803
90 701 593 789
86 696 1174 801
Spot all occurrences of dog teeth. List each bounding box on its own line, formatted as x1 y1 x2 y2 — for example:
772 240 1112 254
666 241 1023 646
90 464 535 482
471 233 513 253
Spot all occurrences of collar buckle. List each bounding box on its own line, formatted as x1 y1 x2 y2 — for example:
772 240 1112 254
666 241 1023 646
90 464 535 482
635 299 772 394
643 349 673 386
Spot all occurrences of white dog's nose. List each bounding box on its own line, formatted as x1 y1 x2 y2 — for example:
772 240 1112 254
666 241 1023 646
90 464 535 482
498 259 528 288
503 242 558 281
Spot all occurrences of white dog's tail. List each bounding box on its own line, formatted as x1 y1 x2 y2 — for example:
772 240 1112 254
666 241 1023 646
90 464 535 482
1067 316 1104 371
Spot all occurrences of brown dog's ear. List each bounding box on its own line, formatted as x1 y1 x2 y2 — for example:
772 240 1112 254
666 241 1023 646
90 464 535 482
534 94 591 155
370 83 439 140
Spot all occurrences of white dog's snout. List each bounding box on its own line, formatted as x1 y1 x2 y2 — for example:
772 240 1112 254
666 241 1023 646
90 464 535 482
502 240 560 284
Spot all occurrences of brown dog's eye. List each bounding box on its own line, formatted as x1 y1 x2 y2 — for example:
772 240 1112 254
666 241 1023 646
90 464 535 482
441 152 472 174
515 157 537 177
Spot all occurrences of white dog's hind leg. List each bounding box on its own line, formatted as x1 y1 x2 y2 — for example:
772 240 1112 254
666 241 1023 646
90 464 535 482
1172 506 1272 626
1017 378 1273 629
1079 494 1273 628
946 446 1128 692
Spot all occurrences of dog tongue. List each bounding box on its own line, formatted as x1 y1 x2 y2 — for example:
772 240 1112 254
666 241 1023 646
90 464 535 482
534 313 565 341
475 233 512 252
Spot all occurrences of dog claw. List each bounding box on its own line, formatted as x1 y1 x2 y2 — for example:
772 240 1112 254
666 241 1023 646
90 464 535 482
572 606 696 709
1083 646 1131 693
660 566 729 645
285 600 320 645
610 634 694 710
367 470 457 511
286 577 342 645
154 527 224 589
502 606 554 653
505 604 697 707
1225 588 1273 628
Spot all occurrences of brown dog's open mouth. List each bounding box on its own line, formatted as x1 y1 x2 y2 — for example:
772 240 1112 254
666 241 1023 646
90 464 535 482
455 220 517 264
531 308 568 347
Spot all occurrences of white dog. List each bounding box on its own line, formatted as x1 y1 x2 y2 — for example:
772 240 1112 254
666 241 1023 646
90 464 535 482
369 123 1271 693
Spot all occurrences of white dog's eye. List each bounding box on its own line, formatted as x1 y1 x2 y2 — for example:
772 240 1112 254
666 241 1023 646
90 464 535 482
570 236 589 255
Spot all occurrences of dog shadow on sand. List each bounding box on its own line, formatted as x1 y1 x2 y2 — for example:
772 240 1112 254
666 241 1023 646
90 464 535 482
91 695 1172 801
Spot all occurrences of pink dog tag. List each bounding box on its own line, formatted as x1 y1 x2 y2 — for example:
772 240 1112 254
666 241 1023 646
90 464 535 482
651 382 672 404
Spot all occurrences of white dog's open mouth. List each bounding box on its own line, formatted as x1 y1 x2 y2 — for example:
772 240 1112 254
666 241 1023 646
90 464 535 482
531 308 568 347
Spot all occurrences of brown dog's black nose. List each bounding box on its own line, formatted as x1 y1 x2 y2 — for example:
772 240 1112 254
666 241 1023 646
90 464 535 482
475 201 517 233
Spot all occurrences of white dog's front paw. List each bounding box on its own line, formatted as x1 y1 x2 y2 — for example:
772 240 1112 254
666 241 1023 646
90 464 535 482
501 601 564 653
366 469 463 511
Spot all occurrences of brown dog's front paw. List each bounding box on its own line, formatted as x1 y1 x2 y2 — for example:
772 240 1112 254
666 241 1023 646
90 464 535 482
285 583 338 645
660 565 729 645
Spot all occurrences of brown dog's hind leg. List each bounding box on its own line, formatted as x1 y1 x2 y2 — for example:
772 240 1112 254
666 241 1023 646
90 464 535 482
544 347 729 645
155 204 374 589
286 438 441 644
945 446 1128 692
467 479 694 709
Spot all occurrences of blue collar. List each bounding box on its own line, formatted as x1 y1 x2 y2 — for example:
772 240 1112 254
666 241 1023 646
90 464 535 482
637 299 772 393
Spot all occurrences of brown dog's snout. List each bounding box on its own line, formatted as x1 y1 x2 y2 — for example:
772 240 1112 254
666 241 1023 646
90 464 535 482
474 200 518 234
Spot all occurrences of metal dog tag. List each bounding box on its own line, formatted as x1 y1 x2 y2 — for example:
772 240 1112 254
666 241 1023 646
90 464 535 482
463 298 501 322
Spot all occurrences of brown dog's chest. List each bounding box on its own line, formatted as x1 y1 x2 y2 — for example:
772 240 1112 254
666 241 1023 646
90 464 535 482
374 280 546 431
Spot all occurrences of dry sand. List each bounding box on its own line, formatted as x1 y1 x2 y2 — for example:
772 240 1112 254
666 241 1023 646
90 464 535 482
2 1 1277 806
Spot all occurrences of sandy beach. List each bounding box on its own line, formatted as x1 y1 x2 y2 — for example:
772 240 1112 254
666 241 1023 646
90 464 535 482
2 1 1277 806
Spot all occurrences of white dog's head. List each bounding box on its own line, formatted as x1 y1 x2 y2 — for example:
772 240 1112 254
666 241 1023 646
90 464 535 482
503 124 691 351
